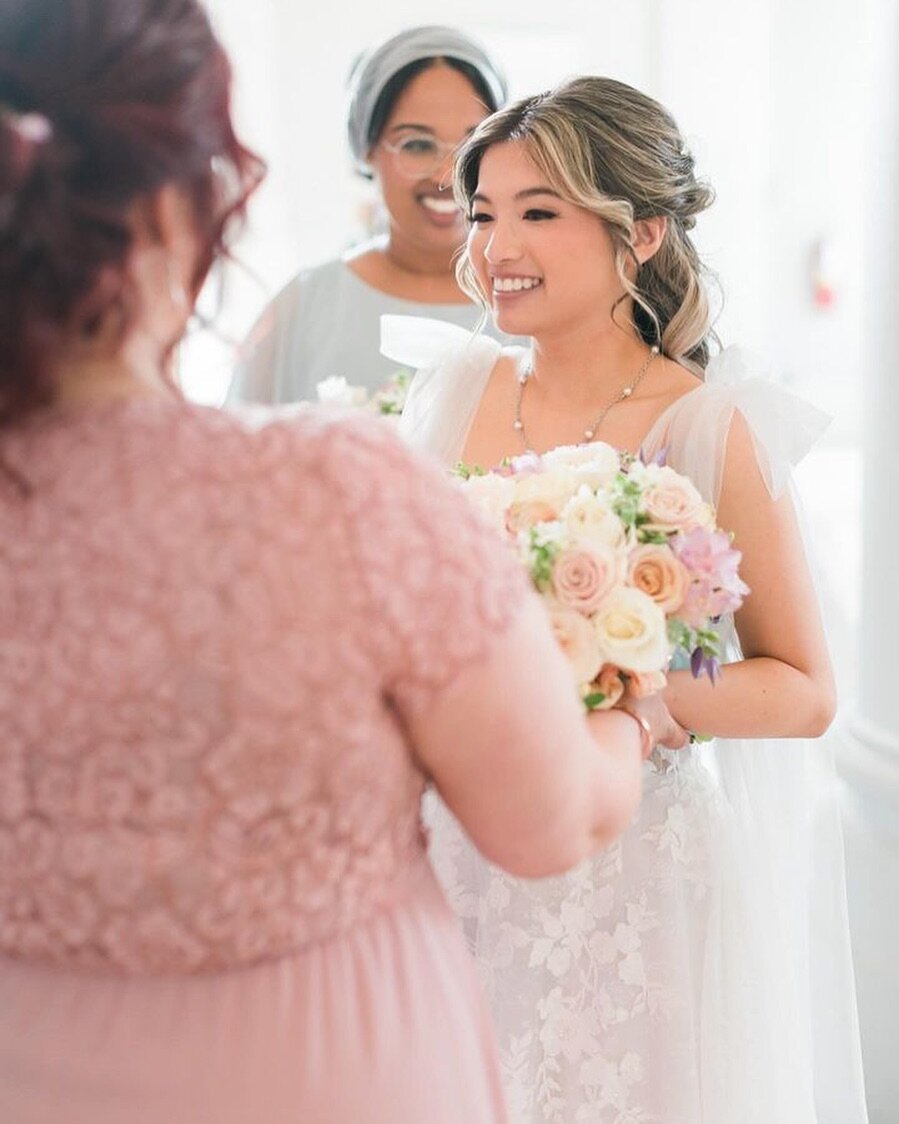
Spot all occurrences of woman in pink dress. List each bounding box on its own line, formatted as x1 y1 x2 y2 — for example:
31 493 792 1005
0 4 682 1122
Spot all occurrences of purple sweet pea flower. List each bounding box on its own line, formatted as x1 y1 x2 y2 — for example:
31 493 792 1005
672 529 750 599
507 451 543 476
689 646 722 682
636 445 668 468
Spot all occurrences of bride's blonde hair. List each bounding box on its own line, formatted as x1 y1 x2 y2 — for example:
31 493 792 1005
455 76 716 372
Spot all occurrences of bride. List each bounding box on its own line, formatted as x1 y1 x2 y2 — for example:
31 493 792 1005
385 77 868 1123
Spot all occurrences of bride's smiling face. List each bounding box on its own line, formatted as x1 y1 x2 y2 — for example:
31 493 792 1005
466 140 625 339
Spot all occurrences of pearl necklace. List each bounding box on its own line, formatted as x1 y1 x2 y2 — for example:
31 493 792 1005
513 345 660 451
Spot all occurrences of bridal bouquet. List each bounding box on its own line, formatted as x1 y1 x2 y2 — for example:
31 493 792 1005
316 369 411 417
456 443 749 710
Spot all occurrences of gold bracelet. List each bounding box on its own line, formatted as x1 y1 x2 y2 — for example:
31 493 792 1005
617 707 655 760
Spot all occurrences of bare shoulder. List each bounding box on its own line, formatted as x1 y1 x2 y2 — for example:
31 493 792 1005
653 355 704 406
462 351 527 468
720 408 769 501
480 351 524 407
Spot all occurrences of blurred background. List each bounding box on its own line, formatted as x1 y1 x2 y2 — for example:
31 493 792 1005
195 2 897 1118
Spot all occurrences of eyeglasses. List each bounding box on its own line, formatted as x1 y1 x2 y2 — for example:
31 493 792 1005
379 133 461 180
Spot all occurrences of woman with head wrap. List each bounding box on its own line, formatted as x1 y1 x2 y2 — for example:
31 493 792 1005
230 25 509 405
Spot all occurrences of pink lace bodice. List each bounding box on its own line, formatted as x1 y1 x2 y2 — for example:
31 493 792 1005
0 399 526 975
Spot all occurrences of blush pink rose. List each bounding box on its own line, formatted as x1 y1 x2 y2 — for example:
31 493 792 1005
548 606 603 687
587 664 626 710
551 546 620 615
641 466 710 532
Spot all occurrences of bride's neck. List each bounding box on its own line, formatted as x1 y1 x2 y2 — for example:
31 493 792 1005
528 322 653 409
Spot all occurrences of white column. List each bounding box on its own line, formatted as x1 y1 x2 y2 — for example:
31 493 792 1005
839 2 899 1119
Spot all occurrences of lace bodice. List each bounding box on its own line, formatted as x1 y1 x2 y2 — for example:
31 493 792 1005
0 399 526 975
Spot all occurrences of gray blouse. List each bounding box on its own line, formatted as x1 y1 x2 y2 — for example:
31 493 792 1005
228 256 510 405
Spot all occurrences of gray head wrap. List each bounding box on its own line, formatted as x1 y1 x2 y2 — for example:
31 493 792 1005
346 25 507 172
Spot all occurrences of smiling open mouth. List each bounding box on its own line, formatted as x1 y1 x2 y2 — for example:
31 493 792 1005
492 277 543 293
420 196 459 215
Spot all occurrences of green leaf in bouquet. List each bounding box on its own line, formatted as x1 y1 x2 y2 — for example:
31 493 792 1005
529 542 558 587
373 368 413 415
611 475 644 527
636 526 669 545
666 619 695 651
695 628 721 658
453 462 488 480
525 526 563 588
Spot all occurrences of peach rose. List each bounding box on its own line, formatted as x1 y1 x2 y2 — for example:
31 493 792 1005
639 465 710 532
551 545 621 615
593 587 669 674
626 669 668 698
585 664 626 709
505 499 562 534
627 544 689 612
548 606 603 687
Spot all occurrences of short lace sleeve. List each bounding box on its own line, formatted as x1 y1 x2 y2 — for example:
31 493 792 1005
323 413 530 715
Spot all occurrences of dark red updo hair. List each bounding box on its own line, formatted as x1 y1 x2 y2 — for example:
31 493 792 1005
0 0 264 427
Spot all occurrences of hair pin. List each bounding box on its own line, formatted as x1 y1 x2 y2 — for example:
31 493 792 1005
1 107 53 145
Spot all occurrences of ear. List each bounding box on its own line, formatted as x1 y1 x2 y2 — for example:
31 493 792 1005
128 184 194 254
633 215 667 265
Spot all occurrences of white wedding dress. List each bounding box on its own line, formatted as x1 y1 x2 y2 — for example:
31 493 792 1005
384 315 869 1124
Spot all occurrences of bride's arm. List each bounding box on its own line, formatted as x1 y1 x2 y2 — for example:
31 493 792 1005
664 412 837 739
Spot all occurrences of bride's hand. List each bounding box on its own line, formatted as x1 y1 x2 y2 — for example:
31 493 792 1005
617 690 690 752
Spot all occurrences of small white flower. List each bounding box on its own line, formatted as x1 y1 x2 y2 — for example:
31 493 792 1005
561 487 628 550
527 520 567 549
316 376 369 408
460 473 517 534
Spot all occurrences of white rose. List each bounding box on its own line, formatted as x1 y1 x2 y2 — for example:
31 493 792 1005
512 467 581 512
542 441 621 488
316 376 369 407
592 587 669 674
460 473 517 534
623 459 657 487
562 487 628 550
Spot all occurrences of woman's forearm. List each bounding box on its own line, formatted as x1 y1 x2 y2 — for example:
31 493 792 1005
664 658 836 740
584 710 644 848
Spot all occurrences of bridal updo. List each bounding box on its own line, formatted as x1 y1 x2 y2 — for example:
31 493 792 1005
456 76 716 372
0 0 263 427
